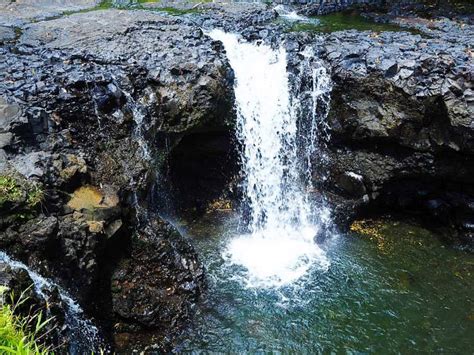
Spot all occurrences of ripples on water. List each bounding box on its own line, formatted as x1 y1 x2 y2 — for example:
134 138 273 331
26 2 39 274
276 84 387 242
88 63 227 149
186 28 474 354
175 214 474 353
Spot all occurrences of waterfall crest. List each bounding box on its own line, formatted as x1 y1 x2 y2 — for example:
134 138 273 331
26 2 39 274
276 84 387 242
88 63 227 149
208 30 331 288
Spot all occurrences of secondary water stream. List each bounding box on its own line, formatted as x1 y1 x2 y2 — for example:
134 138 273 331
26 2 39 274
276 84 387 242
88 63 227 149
0 251 102 353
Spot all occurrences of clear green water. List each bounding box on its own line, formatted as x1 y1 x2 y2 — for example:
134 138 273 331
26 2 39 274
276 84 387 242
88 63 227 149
279 11 418 34
175 213 474 353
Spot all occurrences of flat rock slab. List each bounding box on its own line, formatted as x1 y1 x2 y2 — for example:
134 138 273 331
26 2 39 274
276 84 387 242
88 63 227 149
0 0 99 26
19 9 177 50
0 25 14 42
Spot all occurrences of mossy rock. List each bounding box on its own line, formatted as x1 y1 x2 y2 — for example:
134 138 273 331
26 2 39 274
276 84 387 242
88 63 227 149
0 174 44 210
67 185 118 211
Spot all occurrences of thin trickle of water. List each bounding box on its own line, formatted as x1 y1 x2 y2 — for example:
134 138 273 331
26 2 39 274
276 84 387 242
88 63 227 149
0 251 102 353
293 46 333 229
122 90 152 160
119 86 155 222
207 29 331 288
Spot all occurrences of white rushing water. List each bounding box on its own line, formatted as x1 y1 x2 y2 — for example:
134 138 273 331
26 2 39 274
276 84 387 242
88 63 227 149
208 30 331 288
273 5 319 24
0 251 101 353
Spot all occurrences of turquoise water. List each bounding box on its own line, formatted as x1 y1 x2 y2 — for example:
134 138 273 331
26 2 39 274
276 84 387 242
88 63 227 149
175 213 474 353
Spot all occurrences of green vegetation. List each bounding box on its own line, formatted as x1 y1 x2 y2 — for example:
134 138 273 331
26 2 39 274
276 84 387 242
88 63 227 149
0 174 44 209
94 0 113 10
0 287 52 355
149 6 201 15
0 176 22 206
26 184 44 209
62 0 113 15
61 0 202 17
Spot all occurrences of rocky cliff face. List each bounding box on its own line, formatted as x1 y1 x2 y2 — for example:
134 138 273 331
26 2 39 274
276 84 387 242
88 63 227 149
270 10 472 248
311 20 473 248
0 9 234 351
0 0 473 351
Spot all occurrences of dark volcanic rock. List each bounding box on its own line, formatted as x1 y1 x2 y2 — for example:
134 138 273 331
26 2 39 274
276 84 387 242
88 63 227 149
0 0 99 26
298 26 474 248
0 9 234 351
111 219 204 352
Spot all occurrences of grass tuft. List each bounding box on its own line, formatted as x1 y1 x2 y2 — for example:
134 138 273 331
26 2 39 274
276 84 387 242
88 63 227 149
0 176 22 206
0 287 52 354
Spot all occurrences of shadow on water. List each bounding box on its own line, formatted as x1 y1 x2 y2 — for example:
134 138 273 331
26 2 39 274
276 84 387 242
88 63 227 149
174 212 474 353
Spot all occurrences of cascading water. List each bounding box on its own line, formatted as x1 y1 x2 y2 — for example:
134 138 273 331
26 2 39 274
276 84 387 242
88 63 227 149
0 251 102 353
208 29 331 288
273 4 312 23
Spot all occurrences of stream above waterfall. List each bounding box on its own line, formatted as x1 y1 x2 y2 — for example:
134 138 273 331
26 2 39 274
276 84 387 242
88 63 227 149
174 213 474 353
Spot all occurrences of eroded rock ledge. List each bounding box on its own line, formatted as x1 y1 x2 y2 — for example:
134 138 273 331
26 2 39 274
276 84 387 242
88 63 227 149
0 1 473 352
316 25 474 248
0 9 234 351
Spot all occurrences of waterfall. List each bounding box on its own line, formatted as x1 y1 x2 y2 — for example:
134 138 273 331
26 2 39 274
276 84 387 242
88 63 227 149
0 251 102 353
208 30 331 288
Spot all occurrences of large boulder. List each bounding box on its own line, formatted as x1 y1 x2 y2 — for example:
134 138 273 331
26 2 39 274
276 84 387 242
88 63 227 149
111 219 204 352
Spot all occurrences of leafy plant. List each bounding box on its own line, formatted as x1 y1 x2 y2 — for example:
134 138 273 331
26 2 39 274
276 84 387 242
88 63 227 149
0 176 23 206
0 174 44 209
0 287 53 354
26 183 44 208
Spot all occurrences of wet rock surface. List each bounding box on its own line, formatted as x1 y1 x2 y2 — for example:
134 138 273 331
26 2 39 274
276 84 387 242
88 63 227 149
111 219 204 352
0 0 473 351
0 8 232 351
298 20 474 248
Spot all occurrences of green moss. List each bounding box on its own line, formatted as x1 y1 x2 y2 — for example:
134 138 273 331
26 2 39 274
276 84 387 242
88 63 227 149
62 0 113 16
61 0 202 17
0 288 51 355
96 0 114 9
26 184 44 208
148 6 201 15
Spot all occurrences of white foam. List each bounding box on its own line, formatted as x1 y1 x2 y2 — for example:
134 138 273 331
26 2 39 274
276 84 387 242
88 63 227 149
208 29 331 288
273 4 309 22
224 226 329 288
